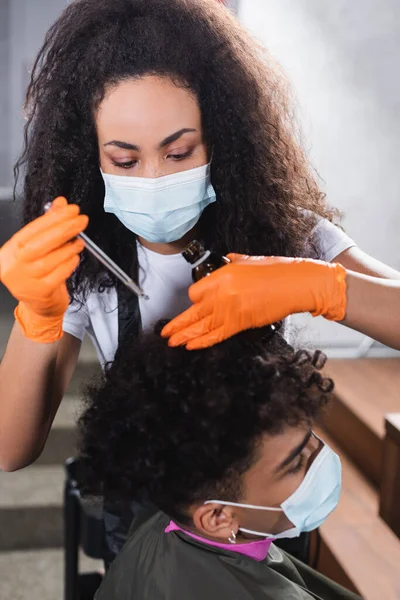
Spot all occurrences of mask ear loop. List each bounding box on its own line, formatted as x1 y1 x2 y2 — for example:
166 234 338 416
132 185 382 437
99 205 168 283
228 530 237 545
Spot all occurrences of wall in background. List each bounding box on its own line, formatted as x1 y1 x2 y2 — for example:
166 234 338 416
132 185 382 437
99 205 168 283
225 0 240 13
239 0 400 354
8 0 68 195
0 0 10 189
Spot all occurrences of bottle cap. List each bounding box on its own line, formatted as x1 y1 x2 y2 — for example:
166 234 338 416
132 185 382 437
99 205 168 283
182 240 206 264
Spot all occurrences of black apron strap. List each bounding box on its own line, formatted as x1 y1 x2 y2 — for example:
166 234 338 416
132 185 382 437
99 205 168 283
117 281 141 348
102 282 142 569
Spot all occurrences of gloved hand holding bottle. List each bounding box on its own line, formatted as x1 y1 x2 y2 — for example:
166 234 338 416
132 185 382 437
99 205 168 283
0 197 88 343
162 254 347 350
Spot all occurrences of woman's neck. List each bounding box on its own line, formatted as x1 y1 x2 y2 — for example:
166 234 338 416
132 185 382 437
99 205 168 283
137 227 198 256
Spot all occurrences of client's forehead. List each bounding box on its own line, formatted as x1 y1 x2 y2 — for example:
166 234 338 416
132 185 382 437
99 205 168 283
243 425 310 483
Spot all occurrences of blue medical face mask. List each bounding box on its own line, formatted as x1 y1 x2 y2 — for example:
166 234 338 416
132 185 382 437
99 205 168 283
101 163 216 244
205 435 342 540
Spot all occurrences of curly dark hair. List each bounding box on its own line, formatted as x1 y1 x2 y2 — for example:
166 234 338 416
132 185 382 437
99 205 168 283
78 325 333 524
16 0 337 301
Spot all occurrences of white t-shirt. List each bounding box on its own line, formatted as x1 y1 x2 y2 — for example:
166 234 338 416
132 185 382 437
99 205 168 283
63 218 356 367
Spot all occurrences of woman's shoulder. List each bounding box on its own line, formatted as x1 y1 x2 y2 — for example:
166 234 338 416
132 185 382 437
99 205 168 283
63 285 118 341
302 210 356 262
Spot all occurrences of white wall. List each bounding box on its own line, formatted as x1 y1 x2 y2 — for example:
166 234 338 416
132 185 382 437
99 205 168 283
7 0 68 194
0 0 10 189
239 0 400 354
225 0 240 13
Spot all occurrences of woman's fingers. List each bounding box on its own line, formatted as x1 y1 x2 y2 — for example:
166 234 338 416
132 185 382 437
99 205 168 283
227 253 295 266
162 302 210 339
50 196 68 210
30 238 85 277
41 254 81 289
185 326 226 350
12 203 80 247
226 252 249 262
168 315 214 347
164 267 236 340
19 214 88 261
188 270 224 303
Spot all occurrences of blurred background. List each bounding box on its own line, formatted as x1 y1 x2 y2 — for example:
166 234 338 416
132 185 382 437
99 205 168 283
1 1 400 599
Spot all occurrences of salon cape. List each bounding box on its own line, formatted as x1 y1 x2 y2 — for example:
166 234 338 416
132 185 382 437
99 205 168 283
95 511 361 600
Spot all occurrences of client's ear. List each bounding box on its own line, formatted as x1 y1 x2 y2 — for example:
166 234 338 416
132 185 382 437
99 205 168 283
192 503 239 542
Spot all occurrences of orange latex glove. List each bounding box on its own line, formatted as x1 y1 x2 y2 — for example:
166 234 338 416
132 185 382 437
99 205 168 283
162 254 347 350
0 197 88 343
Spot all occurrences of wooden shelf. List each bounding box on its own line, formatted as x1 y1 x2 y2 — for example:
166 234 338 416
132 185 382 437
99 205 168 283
323 358 400 485
314 427 400 600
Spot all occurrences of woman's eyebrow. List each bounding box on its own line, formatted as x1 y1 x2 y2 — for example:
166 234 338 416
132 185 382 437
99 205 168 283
274 430 312 474
158 128 197 148
104 140 140 151
104 128 197 152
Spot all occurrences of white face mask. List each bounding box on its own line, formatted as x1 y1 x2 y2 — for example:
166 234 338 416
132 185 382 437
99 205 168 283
205 435 342 540
101 163 216 243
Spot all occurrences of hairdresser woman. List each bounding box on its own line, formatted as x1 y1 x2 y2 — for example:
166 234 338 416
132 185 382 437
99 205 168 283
1 0 400 565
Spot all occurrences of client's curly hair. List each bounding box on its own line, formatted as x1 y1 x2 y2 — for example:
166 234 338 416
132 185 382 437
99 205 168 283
78 326 333 524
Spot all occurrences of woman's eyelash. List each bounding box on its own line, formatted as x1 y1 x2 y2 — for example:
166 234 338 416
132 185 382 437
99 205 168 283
111 149 194 169
169 149 194 160
287 453 306 475
111 160 136 169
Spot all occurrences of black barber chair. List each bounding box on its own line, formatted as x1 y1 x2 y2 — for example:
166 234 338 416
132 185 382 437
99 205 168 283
64 457 104 600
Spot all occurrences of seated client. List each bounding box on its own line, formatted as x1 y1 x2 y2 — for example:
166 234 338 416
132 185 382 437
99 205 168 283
79 326 360 600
